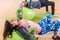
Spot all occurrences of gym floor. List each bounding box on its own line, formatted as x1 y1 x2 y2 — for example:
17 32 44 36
0 0 60 40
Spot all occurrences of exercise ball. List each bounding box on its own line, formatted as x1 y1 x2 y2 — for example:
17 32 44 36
22 7 35 20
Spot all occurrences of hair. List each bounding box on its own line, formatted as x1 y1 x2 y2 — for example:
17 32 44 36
3 20 19 40
3 20 13 40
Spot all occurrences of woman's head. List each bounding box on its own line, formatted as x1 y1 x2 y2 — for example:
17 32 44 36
3 20 13 40
10 20 19 26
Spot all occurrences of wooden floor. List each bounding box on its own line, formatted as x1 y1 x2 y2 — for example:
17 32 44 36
0 0 60 40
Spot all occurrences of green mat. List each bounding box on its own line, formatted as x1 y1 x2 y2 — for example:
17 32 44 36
6 31 25 40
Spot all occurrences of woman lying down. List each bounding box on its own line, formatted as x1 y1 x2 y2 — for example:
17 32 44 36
3 14 60 40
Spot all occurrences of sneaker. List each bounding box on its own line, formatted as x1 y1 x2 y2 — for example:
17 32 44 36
52 36 60 40
52 14 58 18
46 11 50 14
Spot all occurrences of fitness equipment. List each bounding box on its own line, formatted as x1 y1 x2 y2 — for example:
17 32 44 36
22 7 35 20
16 7 47 21
16 0 48 21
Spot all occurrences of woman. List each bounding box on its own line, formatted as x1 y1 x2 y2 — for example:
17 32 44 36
3 14 60 40
24 0 55 15
3 20 38 40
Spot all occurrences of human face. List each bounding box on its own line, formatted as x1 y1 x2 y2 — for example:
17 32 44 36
10 20 18 27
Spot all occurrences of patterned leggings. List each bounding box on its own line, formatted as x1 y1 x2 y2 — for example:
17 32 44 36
38 14 60 35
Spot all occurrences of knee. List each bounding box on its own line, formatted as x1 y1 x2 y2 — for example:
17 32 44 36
48 1 55 6
50 2 55 5
52 2 54 5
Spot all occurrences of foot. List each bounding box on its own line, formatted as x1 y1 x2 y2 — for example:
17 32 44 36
52 14 58 18
52 36 60 40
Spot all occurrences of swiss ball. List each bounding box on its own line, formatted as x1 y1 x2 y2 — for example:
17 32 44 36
22 7 35 20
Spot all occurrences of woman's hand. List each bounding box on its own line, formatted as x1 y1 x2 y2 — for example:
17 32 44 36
20 0 27 7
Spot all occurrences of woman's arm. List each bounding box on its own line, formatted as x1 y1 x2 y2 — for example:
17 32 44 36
16 1 28 19
16 7 22 19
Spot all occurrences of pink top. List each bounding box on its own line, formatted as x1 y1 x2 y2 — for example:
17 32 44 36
18 19 41 33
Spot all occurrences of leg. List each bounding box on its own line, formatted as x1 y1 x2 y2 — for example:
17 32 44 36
16 27 34 40
41 1 55 15
52 26 60 40
41 3 49 12
49 2 55 15
38 14 53 35
46 6 48 11
51 20 60 40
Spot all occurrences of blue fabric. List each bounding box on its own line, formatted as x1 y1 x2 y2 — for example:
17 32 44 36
38 14 52 28
51 20 60 34
38 14 60 35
